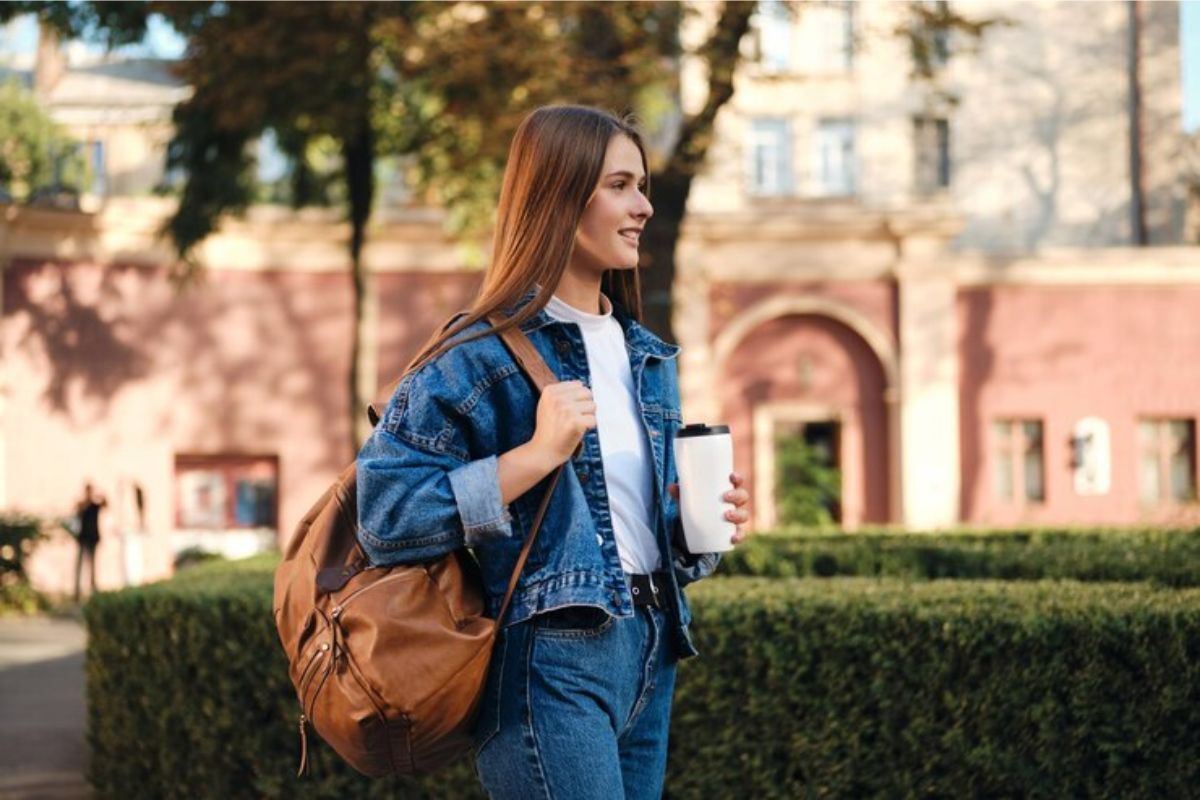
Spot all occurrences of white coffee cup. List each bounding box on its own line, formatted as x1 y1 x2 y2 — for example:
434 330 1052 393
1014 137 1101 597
673 423 736 554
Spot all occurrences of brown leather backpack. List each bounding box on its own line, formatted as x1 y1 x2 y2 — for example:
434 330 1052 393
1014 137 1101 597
272 315 562 777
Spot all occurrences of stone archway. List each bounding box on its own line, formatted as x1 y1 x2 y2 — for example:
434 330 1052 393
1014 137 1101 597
711 296 900 529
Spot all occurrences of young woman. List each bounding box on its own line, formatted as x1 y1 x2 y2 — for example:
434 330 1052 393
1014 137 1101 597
356 105 750 799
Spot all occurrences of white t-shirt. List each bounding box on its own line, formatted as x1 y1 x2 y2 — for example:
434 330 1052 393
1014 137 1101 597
544 293 661 573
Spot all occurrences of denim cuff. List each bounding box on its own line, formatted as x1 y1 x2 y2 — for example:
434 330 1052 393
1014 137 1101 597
447 455 514 545
670 518 721 586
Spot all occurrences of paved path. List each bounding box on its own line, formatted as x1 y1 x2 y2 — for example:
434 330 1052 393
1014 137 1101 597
0 615 90 799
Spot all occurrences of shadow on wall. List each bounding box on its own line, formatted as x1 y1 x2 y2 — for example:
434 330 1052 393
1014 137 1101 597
5 260 152 419
4 258 357 475
953 0 1183 252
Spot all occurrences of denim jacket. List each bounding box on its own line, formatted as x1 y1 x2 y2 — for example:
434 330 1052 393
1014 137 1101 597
355 292 720 659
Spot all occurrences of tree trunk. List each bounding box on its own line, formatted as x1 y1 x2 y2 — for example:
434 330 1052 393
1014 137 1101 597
346 107 376 454
639 168 689 343
640 1 756 342
1127 0 1148 245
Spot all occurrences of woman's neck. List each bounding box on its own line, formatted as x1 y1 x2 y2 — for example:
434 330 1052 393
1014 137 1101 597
552 269 603 315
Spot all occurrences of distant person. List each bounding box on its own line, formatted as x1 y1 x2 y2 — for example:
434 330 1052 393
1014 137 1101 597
75 483 107 602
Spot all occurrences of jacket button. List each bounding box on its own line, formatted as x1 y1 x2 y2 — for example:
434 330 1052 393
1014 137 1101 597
595 534 603 546
555 339 570 354
577 469 589 482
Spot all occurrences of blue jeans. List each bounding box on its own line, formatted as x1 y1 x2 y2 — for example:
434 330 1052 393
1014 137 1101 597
473 602 678 799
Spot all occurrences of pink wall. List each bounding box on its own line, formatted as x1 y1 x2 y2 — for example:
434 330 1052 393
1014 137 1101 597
958 284 1200 526
375 272 482 391
4 259 479 594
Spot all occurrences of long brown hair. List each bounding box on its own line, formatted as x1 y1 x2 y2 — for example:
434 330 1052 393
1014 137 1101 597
404 105 650 375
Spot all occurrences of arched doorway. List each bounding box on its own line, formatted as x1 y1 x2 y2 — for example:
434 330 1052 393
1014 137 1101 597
713 300 896 530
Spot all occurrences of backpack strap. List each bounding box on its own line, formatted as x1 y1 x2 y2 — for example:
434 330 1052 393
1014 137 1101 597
486 313 571 627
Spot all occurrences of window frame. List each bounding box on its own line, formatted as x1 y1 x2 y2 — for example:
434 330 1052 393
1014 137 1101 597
174 453 281 533
812 118 858 198
913 116 952 195
991 418 1046 505
747 116 795 198
1138 418 1198 506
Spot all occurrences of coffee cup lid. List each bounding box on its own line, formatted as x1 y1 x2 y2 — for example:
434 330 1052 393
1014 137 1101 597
677 423 730 438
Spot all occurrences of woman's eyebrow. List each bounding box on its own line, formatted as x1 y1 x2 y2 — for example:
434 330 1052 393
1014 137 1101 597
605 170 647 181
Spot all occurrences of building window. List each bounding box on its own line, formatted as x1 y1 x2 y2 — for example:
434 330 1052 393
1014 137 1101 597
813 119 857 197
175 454 279 531
818 1 855 72
788 1 854 74
748 117 794 197
89 141 107 196
1138 419 1197 504
993 419 1045 503
914 117 951 194
752 0 793 73
912 0 951 71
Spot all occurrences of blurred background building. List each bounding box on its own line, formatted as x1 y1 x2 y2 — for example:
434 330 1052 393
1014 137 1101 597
2 1 1199 595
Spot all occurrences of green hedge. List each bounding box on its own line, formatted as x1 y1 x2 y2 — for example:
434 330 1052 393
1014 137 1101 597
86 559 1200 798
85 556 482 799
719 527 1200 586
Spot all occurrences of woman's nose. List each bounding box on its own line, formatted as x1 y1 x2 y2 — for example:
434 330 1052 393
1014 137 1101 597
636 193 653 220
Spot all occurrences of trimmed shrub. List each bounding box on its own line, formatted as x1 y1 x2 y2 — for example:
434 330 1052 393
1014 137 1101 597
672 577 1200 798
719 527 1200 586
86 559 1200 798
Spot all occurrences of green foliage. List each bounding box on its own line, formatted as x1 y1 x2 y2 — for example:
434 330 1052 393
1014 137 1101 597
374 1 686 237
86 559 1200 797
0 511 50 615
774 433 841 528
0 80 89 201
0 581 51 615
171 546 228 571
0 511 46 583
672 577 1200 798
719 527 1200 585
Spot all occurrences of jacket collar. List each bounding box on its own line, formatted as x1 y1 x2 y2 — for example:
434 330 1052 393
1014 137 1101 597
506 285 680 360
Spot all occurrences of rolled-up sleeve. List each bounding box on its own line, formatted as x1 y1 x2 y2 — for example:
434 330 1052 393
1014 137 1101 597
446 455 514 544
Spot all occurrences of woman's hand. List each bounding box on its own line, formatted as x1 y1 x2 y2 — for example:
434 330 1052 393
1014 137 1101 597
667 471 751 546
529 380 597 468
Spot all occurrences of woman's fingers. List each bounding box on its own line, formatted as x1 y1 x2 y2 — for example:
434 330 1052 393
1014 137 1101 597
724 472 749 544
722 488 750 507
